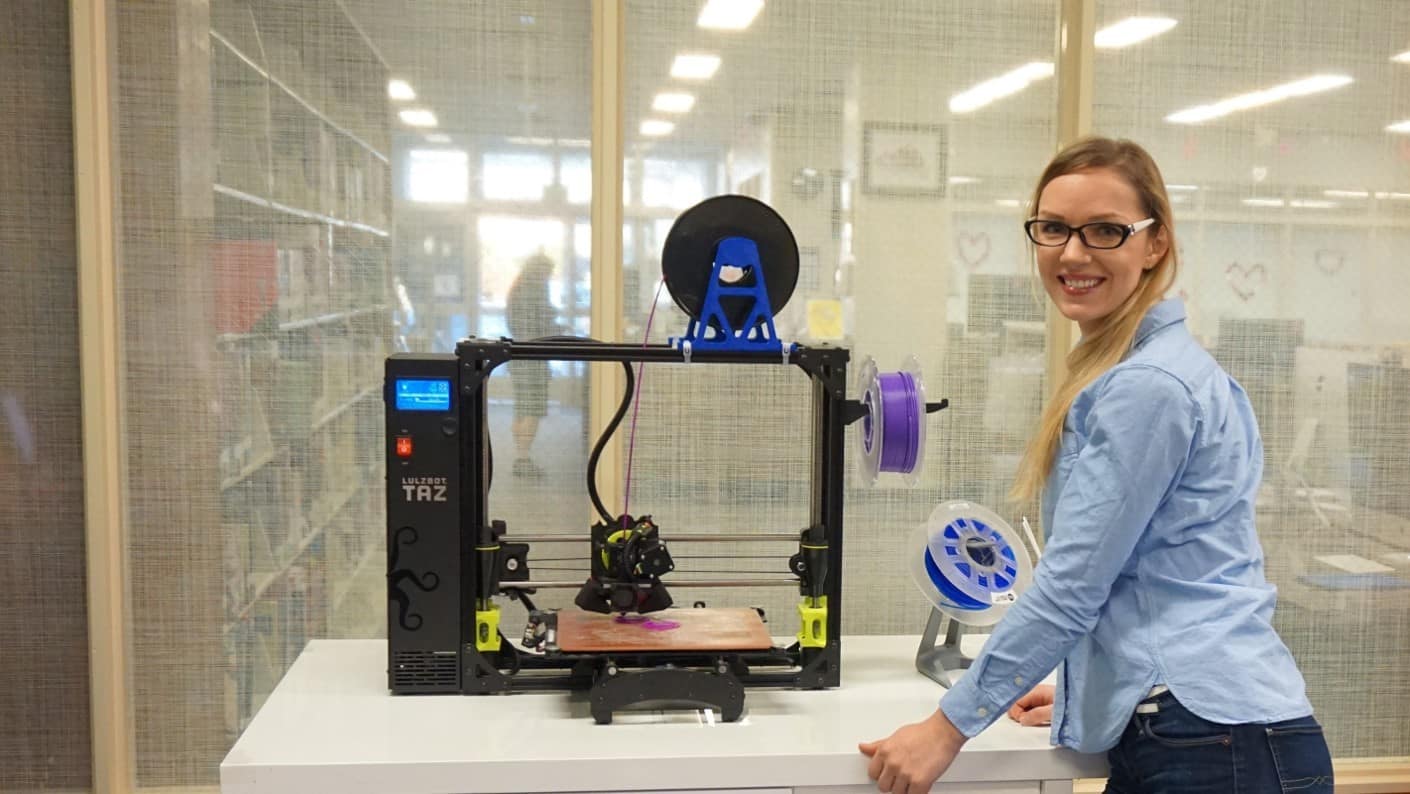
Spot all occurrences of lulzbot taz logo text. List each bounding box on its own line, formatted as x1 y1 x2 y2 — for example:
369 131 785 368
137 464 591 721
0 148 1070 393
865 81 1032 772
401 476 448 502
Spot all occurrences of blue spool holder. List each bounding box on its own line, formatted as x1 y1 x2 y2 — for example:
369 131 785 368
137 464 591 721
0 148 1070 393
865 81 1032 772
908 501 1034 689
673 236 792 355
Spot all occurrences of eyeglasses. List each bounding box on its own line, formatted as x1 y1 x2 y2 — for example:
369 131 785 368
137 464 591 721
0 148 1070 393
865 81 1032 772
1024 217 1155 250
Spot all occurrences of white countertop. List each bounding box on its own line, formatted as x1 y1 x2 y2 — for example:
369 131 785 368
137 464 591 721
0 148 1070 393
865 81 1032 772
220 636 1106 794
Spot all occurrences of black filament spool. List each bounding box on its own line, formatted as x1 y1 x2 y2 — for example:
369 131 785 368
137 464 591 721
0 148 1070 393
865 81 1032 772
661 195 800 334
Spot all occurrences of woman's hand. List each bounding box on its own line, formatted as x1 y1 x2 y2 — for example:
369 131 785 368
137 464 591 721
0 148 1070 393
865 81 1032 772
1008 684 1055 727
859 708 966 794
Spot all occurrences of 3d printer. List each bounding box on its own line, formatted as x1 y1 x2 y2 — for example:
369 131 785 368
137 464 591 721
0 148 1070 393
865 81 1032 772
384 196 946 723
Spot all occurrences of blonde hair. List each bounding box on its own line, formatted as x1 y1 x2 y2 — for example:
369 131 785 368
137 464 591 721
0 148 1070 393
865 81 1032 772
1009 137 1180 502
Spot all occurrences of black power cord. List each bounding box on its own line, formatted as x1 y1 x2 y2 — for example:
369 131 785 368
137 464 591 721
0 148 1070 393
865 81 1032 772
523 336 635 525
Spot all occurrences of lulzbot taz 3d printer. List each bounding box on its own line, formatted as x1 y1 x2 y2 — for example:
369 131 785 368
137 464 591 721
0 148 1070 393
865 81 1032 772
385 195 946 723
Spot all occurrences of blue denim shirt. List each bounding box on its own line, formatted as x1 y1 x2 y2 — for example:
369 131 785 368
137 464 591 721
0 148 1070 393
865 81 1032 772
939 299 1312 753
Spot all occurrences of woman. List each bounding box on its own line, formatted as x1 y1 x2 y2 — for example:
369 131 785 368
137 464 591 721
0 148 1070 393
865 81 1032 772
860 137 1332 794
506 253 557 478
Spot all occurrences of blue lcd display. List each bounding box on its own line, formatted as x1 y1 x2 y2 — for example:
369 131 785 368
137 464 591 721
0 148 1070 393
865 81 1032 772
395 378 452 411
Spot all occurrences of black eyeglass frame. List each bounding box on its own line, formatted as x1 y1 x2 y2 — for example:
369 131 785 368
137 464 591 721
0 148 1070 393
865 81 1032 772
1023 217 1156 249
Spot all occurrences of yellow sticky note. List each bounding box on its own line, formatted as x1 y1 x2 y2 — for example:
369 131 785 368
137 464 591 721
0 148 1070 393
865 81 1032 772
807 299 844 340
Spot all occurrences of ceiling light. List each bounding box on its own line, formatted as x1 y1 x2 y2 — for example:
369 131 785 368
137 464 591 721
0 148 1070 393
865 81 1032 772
995 199 1023 208
399 109 438 128
1165 184 1199 191
671 53 722 80
1166 74 1353 124
653 92 696 113
1393 51 1410 64
1387 120 1410 133
1324 189 1369 198
950 62 1054 114
388 79 416 101
423 133 452 144
1240 197 1338 210
697 0 764 30
1375 192 1410 200
1095 17 1178 49
640 119 675 136
948 176 980 185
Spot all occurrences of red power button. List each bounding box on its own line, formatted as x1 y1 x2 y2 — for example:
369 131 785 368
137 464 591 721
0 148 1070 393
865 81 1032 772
396 436 413 458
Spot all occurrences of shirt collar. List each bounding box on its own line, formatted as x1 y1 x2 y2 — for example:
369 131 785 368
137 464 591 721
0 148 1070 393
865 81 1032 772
1133 298 1187 348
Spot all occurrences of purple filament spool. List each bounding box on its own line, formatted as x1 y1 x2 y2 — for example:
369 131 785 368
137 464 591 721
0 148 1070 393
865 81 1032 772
876 371 921 473
861 389 877 453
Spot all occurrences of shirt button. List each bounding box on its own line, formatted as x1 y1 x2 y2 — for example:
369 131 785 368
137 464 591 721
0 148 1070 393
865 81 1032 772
977 707 989 717
1015 676 1025 686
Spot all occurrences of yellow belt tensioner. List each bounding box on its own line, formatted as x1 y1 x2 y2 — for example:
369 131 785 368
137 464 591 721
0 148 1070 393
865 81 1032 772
798 595 827 648
796 541 829 648
474 544 501 652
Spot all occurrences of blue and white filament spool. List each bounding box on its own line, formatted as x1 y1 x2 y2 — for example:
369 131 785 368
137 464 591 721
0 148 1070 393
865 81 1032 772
857 355 928 486
908 500 1033 627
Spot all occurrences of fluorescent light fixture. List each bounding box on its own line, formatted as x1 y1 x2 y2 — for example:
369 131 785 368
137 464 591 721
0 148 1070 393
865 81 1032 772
503 136 591 148
1095 17 1177 49
423 133 452 144
948 176 981 185
1324 189 1369 198
399 108 438 128
1375 191 1410 200
671 53 722 80
950 61 1054 114
995 199 1023 208
697 0 764 30
1240 198 1339 209
1165 184 1200 191
653 92 696 113
640 119 675 136
1387 120 1410 133
1393 51 1410 64
1166 74 1353 124
388 79 416 101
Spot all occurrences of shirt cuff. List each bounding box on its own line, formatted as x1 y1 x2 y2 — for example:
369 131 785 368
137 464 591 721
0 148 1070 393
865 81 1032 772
939 674 1004 739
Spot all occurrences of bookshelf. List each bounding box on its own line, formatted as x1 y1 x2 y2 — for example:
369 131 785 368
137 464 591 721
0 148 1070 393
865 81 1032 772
208 0 391 735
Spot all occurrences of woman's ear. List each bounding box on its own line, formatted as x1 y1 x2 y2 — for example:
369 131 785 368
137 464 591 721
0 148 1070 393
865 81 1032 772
1145 226 1170 270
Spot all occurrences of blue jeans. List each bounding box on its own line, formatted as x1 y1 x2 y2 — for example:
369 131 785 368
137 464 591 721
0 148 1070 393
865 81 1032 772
1104 691 1333 793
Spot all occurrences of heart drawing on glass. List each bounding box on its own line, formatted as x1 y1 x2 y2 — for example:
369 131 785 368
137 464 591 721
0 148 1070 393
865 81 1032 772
1226 262 1266 302
956 232 991 271
1313 249 1346 276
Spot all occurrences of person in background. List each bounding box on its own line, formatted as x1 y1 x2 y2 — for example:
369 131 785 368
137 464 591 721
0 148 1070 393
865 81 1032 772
505 252 557 478
860 137 1332 794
